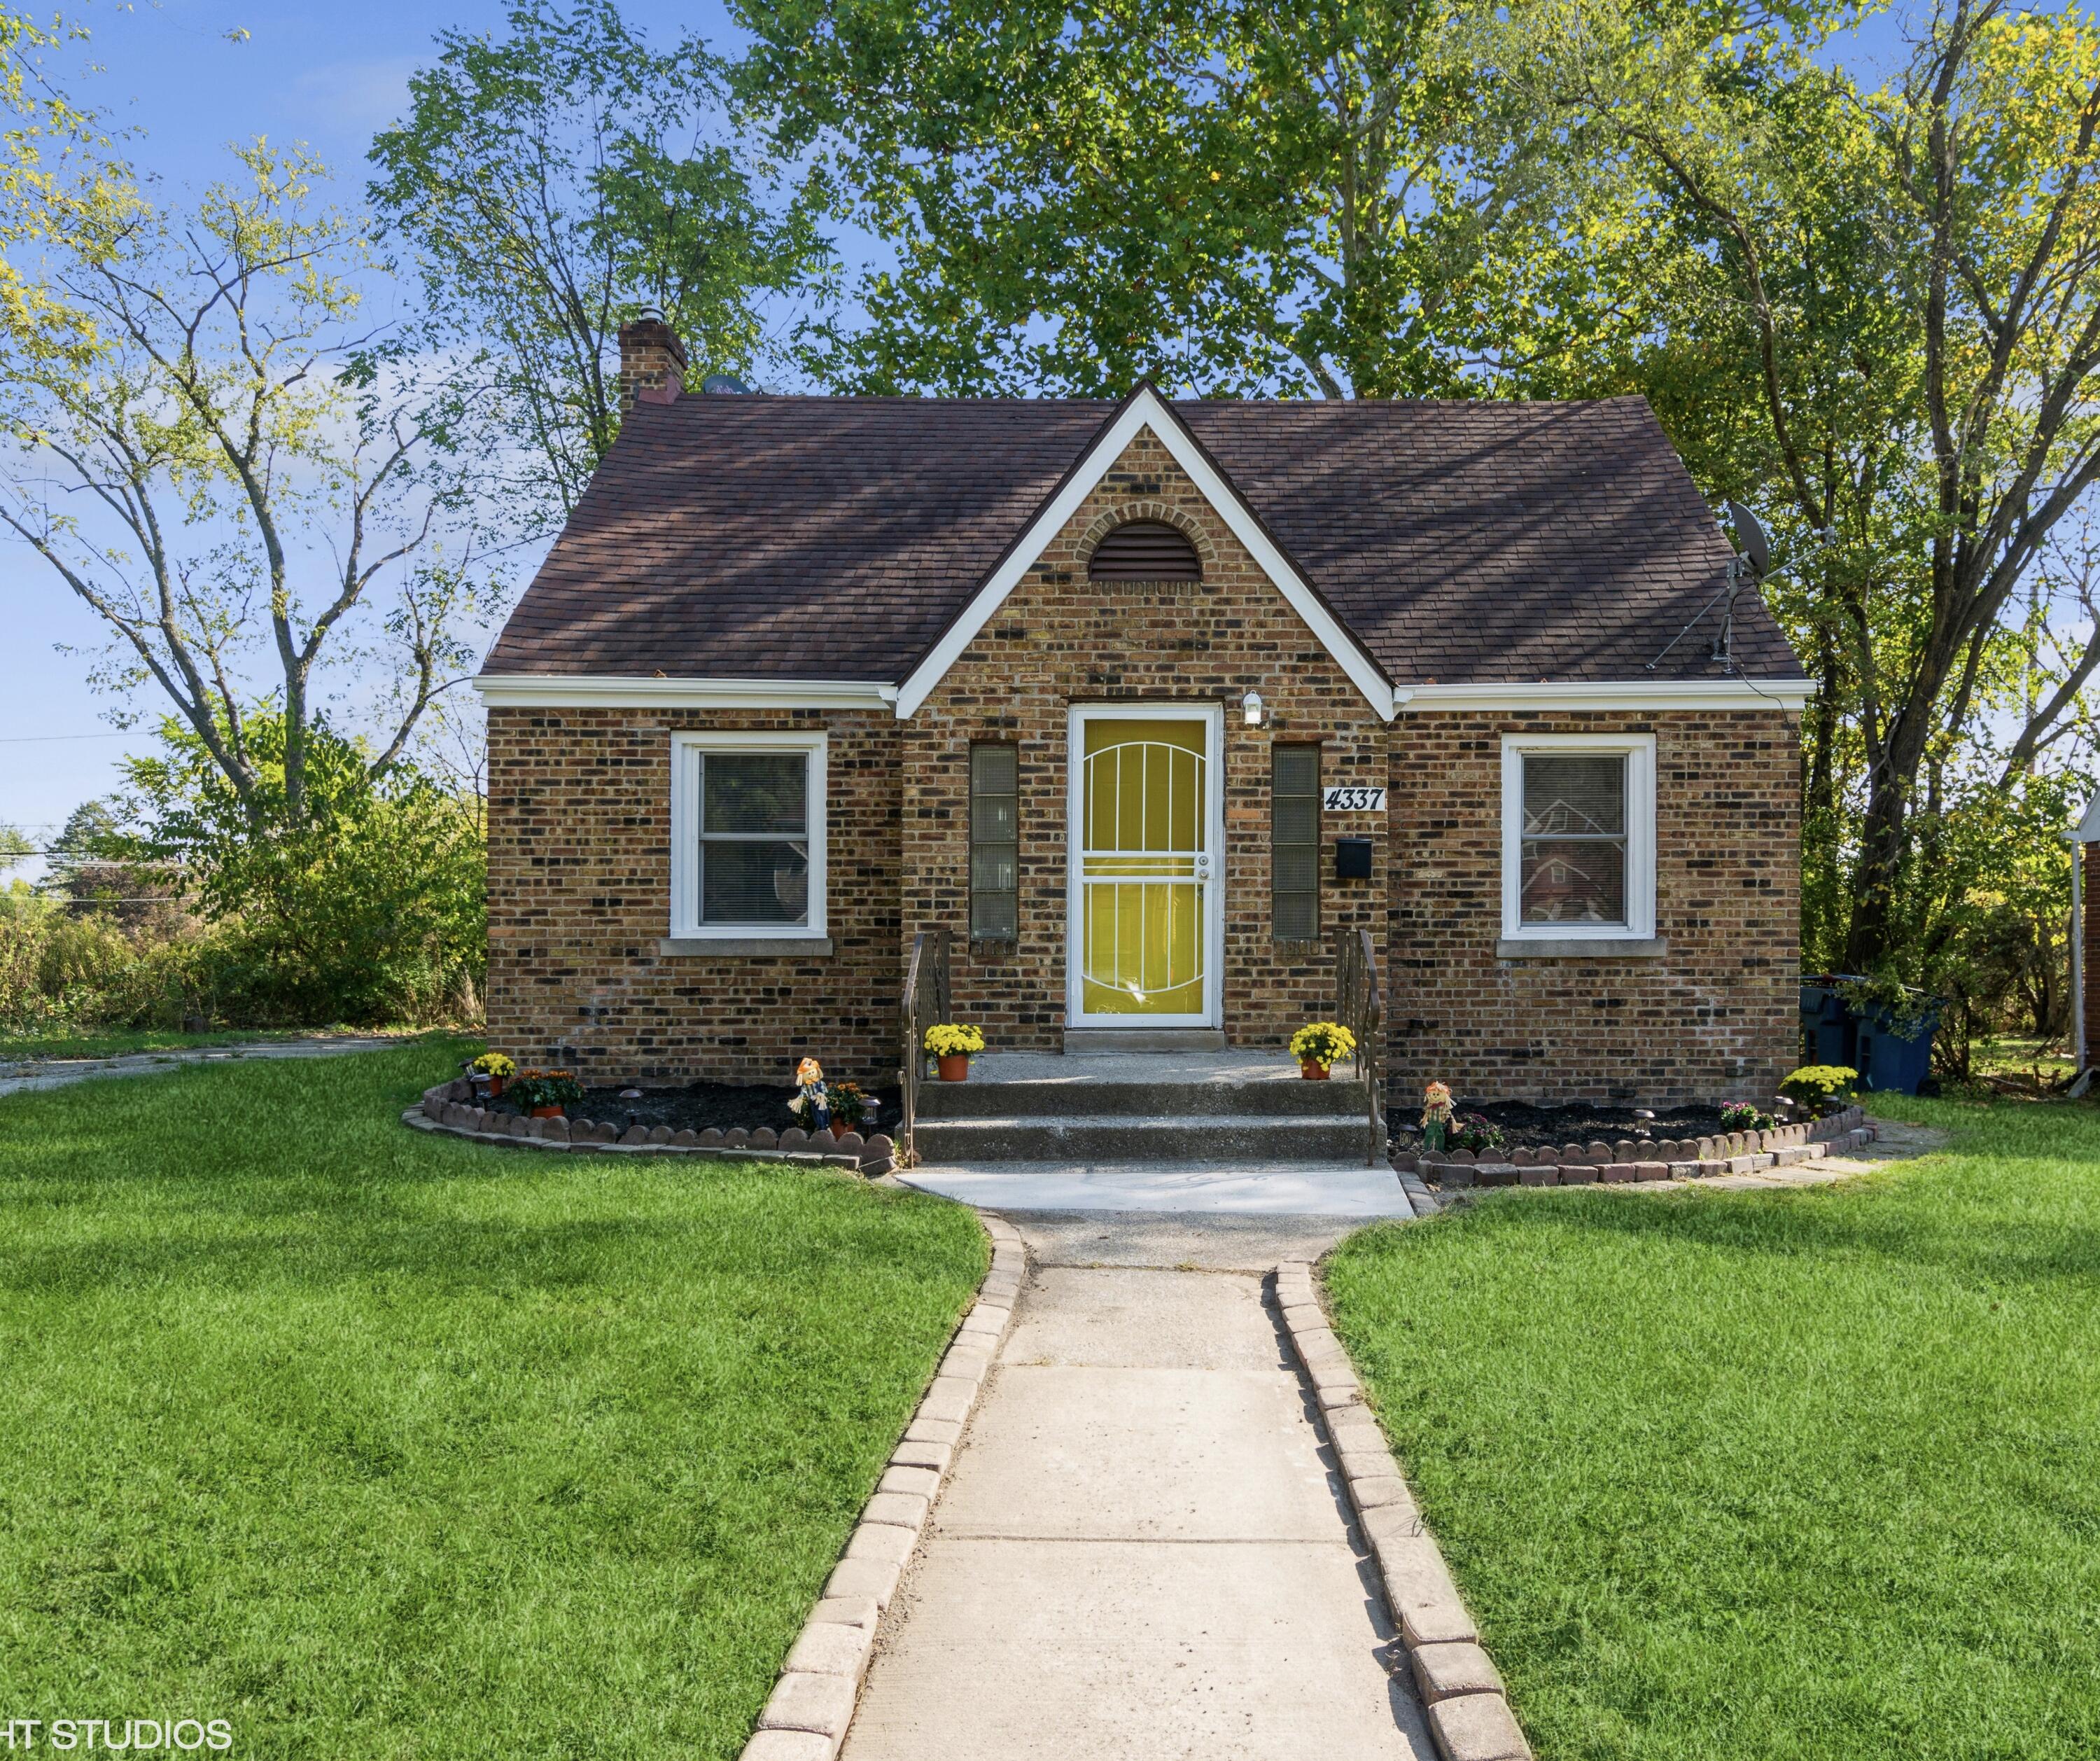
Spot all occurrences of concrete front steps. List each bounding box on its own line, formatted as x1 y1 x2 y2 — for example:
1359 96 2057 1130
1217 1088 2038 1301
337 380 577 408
912 1050 1378 1169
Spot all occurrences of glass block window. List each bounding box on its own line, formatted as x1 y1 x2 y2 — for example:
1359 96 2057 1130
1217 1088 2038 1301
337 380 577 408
970 742 1019 940
1518 751 1628 926
1272 744 1320 942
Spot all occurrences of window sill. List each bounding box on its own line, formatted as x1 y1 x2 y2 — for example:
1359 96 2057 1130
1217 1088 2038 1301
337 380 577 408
657 936 833 958
1497 936 1667 961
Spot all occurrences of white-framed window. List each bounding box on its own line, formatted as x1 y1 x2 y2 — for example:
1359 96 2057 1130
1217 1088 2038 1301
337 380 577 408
669 732 827 940
1500 734 1656 941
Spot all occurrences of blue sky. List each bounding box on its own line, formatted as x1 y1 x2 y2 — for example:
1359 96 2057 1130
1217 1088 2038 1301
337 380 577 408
0 0 743 855
0 0 1936 855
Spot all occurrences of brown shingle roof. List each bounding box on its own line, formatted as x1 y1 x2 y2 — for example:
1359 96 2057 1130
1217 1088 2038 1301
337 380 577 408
482 393 1805 686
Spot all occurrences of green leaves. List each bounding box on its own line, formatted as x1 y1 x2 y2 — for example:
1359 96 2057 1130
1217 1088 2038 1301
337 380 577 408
735 0 1530 396
370 0 833 529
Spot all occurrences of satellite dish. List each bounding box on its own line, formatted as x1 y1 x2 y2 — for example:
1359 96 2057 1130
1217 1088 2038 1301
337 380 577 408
701 373 750 396
1727 500 1771 579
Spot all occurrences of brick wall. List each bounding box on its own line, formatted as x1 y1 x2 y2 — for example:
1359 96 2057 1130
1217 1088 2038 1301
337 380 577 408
1387 708 1801 1106
484 705 903 1086
904 428 1391 1052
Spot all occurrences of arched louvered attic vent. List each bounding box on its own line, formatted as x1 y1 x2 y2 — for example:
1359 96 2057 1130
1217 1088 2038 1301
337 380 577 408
1087 520 1202 581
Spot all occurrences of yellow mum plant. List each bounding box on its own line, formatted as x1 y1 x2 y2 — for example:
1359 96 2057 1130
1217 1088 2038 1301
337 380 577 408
1289 1021 1356 1069
923 1023 986 1059
471 1052 517 1078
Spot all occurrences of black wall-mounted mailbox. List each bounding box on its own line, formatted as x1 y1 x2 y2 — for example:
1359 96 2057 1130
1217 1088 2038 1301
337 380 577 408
1335 837 1373 880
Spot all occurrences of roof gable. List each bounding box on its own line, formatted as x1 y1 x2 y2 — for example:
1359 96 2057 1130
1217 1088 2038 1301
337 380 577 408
478 390 1809 698
894 386 1394 719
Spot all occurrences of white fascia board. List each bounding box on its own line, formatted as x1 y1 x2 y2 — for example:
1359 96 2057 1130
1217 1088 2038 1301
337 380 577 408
2076 789 2100 842
891 385 1396 722
474 674 897 711
1400 678 1815 714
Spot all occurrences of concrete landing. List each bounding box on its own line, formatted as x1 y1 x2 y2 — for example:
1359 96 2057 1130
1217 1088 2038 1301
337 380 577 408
965 1049 1331 1085
899 1159 1415 1216
840 1265 1434 1760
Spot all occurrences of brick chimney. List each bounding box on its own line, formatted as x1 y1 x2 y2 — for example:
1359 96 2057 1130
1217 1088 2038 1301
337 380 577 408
617 314 687 409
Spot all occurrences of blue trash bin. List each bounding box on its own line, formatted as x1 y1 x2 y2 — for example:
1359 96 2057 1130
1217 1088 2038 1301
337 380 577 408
1853 997 1942 1095
1798 976 1859 1069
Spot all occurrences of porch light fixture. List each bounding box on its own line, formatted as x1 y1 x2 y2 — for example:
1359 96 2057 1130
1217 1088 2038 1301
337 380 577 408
1242 691 1264 727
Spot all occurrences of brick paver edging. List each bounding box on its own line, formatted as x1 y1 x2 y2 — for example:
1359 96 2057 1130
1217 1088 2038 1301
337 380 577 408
1401 1104 1877 1190
405 1078 895 1175
738 1213 1026 1761
1275 1260 1535 1761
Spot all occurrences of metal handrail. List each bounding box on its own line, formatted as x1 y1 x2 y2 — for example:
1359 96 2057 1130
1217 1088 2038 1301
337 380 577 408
1336 926 1385 1165
898 926 953 1166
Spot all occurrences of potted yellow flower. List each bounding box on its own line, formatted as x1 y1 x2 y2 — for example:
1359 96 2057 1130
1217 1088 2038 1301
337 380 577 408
470 1050 517 1099
1289 1021 1355 1080
924 1023 986 1081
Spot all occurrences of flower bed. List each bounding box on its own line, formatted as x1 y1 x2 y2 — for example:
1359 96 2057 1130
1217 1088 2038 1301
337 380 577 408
1396 1104 1875 1189
409 1077 898 1174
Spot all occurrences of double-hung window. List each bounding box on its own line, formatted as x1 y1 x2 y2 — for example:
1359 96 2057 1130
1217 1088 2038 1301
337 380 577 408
670 732 827 940
1500 735 1655 942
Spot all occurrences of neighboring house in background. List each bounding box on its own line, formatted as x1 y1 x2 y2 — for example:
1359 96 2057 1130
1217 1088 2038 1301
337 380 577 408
473 319 1811 1104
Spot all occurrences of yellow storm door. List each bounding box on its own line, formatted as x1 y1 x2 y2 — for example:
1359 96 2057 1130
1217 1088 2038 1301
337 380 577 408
1068 706 1222 1026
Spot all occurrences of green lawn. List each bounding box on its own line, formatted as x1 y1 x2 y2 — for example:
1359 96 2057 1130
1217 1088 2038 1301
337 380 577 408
1326 1095 2100 1761
0 1041 986 1758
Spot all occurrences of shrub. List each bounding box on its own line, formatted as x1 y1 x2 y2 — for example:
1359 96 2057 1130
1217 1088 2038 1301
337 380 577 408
1720 1099 1776 1133
121 714 484 1027
1781 1064 1858 1110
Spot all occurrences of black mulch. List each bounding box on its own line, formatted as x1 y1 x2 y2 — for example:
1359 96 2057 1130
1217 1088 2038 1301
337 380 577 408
494 1080 903 1137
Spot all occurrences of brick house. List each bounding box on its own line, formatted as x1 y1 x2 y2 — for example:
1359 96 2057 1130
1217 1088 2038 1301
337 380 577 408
475 319 1809 1107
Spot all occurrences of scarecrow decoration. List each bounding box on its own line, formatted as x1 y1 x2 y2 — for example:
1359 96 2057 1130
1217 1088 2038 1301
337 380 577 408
790 1057 831 1133
1421 1080 1454 1154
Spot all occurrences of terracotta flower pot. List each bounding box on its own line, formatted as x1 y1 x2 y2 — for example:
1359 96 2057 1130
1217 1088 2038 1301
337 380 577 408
486 1076 507 1099
1300 1060 1330 1080
937 1053 971 1083
830 1120 853 1140
530 1105 564 1120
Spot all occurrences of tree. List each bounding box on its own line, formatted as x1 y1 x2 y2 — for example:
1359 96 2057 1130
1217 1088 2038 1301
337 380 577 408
42 798 124 888
0 823 31 875
1525 1 2100 977
734 0 1570 396
370 0 832 533
0 141 498 828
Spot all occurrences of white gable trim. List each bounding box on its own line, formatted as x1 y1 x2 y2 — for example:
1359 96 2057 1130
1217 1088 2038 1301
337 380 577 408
892 386 1395 721
1400 679 1815 714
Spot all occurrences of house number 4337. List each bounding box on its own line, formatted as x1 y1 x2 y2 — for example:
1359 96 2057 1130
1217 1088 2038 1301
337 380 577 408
1322 786 1387 812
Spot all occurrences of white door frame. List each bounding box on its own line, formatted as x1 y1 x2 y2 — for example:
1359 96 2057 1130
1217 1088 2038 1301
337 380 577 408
1065 701 1226 1029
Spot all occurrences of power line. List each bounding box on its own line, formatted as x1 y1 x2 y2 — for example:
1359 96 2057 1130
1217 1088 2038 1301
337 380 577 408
0 731 140 744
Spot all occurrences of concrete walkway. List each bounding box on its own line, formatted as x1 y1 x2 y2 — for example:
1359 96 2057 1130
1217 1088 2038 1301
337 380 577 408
899 1158 1418 1216
0 1033 400 1097
841 1218 1434 1761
